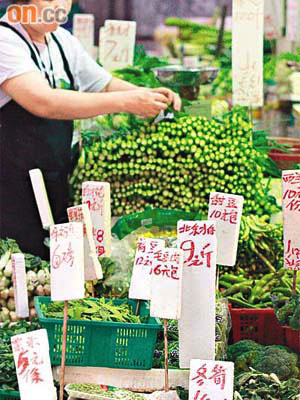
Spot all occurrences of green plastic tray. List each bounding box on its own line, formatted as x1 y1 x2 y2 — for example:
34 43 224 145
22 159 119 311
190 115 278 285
0 390 20 400
34 296 162 370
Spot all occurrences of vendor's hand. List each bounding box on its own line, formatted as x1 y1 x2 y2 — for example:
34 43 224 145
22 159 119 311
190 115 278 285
150 88 182 112
123 89 169 118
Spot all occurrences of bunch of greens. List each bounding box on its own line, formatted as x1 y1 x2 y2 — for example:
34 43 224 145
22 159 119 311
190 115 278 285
274 295 300 330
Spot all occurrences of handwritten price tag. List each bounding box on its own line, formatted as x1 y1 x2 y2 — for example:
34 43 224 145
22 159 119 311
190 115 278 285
82 182 111 258
73 14 95 57
11 329 56 400
282 170 300 270
232 0 264 107
50 222 84 301
102 20 136 71
208 192 244 266
150 248 184 320
189 359 234 400
177 221 217 368
129 238 165 301
67 204 102 281
287 0 300 42
11 254 29 319
264 0 282 40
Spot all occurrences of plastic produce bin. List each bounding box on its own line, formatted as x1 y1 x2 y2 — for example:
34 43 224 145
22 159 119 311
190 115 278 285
0 391 20 400
284 326 300 352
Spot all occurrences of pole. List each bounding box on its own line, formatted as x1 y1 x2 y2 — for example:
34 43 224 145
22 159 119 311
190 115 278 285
164 319 169 392
216 5 227 58
135 299 141 316
292 271 297 295
59 301 68 400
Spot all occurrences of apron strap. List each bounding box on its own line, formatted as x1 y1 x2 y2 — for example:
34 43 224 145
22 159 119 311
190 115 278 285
51 33 75 90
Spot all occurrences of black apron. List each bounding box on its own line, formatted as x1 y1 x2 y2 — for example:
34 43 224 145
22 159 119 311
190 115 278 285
0 22 75 259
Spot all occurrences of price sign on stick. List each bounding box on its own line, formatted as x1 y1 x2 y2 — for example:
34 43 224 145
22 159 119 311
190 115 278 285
102 20 136 71
29 169 54 229
67 204 102 281
11 254 29 319
129 238 165 301
82 182 111 258
282 170 300 271
208 192 244 266
189 359 234 400
50 222 84 301
177 221 217 368
73 14 95 57
11 329 57 400
232 0 264 107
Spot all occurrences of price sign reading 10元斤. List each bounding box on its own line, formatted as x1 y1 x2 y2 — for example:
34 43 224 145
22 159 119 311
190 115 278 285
129 238 165 301
282 170 300 270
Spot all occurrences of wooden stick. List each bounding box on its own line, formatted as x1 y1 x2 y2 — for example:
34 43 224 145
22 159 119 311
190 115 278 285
60 301 68 400
164 319 169 392
292 271 298 296
216 4 227 57
135 299 141 316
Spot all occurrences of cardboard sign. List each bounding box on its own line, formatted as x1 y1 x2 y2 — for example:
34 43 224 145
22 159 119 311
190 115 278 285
177 221 217 368
11 329 56 400
208 192 244 266
73 14 95 57
264 0 283 40
11 254 29 319
50 222 84 301
282 170 300 270
29 169 54 229
150 248 184 320
286 0 300 42
67 204 102 281
129 238 165 301
232 0 264 107
189 359 234 400
82 182 111 258
102 20 136 71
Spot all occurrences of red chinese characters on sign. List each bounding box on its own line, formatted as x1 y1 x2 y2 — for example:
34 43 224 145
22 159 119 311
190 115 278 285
178 223 216 236
68 207 87 236
209 194 238 225
52 242 75 270
283 187 300 213
285 240 300 270
191 363 229 400
50 224 74 242
83 185 105 213
134 239 165 268
152 249 182 280
180 241 214 268
104 21 134 65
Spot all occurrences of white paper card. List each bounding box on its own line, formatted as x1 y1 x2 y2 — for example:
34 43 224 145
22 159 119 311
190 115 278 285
150 248 184 320
129 238 165 301
232 0 264 107
11 329 56 400
29 169 54 229
67 204 103 281
73 14 95 57
282 170 300 270
82 182 111 258
11 254 29 319
50 222 84 301
264 0 283 40
102 20 136 71
99 27 106 64
178 221 217 368
287 0 300 42
208 192 244 266
189 359 234 400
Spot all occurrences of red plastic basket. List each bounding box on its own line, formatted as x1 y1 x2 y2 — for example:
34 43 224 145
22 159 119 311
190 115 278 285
283 326 300 352
230 307 285 345
269 137 300 170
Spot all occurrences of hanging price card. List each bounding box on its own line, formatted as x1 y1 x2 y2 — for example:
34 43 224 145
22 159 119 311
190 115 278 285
11 329 57 400
29 169 54 229
189 359 234 400
67 204 102 281
177 221 217 368
102 20 136 71
287 0 300 42
232 0 264 107
82 182 111 258
11 254 29 319
129 238 165 301
50 222 84 301
150 248 184 320
282 170 300 270
73 14 95 57
208 192 244 266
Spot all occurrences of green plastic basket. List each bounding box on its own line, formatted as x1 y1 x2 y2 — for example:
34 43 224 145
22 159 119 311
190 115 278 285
34 296 162 370
0 390 20 400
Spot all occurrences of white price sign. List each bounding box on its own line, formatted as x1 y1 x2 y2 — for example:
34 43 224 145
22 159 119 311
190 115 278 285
189 359 234 400
150 248 184 320
102 20 136 71
208 192 244 266
129 238 165 301
82 182 111 258
282 170 300 270
177 221 217 368
232 0 264 107
11 329 56 400
287 0 300 42
11 254 29 319
264 0 283 40
50 222 84 301
73 14 95 57
68 204 102 281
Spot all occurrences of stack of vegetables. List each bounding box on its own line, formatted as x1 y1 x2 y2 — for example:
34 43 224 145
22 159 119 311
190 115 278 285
274 295 300 331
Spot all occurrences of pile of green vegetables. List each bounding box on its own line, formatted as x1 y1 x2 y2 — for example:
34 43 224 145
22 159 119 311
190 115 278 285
274 295 300 330
0 320 40 392
71 108 279 217
67 384 145 400
41 298 145 324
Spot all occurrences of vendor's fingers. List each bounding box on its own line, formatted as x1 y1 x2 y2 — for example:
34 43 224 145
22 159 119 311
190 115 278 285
152 92 169 104
152 87 173 102
173 94 182 111
154 101 168 111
